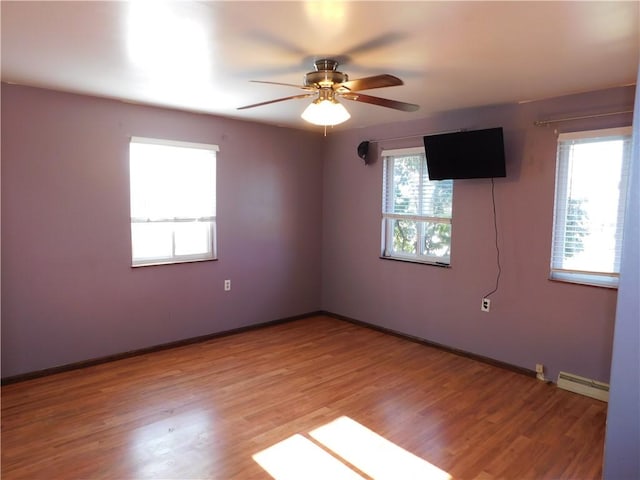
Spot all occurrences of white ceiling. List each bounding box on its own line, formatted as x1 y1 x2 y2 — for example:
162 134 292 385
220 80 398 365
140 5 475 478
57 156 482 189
2 1 638 131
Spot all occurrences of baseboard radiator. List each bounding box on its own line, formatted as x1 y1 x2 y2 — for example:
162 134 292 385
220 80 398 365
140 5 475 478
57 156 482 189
557 371 609 402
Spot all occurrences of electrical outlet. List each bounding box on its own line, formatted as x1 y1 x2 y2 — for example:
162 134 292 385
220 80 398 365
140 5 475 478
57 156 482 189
481 298 491 312
536 364 544 373
224 279 231 291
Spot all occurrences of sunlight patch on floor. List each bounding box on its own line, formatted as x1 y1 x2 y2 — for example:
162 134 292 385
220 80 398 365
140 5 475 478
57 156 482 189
311 416 451 480
253 434 365 480
253 416 451 480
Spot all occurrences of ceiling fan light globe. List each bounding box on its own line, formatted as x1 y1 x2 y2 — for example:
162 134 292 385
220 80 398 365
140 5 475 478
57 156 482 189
301 99 350 126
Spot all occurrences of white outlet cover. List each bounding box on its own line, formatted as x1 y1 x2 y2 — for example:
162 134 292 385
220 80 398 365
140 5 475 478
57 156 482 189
481 298 490 312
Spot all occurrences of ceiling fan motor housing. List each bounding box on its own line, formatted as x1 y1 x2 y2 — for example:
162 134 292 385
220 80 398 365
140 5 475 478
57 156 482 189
304 59 348 88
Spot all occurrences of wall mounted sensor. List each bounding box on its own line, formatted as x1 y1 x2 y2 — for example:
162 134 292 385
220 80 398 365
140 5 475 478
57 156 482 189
357 141 370 164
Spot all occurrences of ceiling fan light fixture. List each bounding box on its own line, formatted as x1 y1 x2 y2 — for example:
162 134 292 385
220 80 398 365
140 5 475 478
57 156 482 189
238 59 418 126
301 98 351 126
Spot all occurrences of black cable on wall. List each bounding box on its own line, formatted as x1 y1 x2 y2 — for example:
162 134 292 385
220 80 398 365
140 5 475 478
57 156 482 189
483 178 501 299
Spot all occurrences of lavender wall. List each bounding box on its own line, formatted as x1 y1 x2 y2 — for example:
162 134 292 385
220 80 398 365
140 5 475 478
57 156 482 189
321 86 635 383
2 82 635 386
603 69 639 479
1 84 323 377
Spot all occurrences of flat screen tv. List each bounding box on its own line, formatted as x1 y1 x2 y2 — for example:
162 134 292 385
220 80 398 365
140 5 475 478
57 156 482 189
423 127 506 180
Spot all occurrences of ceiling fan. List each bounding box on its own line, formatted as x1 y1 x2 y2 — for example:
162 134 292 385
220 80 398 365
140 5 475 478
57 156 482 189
237 58 419 126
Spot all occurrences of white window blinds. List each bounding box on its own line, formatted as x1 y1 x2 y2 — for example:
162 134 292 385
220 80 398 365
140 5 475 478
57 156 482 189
550 126 632 287
129 137 218 266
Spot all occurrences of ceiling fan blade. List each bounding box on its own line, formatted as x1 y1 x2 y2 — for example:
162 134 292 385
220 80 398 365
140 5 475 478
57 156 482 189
344 32 409 57
250 80 313 91
339 74 403 92
246 31 307 57
237 93 316 110
341 92 419 112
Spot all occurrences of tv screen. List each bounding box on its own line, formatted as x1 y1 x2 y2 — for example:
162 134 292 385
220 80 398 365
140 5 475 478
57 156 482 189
423 127 506 180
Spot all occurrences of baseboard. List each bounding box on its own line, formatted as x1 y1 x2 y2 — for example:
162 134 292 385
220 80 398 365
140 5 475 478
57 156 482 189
2 310 535 385
321 311 536 379
1 311 323 385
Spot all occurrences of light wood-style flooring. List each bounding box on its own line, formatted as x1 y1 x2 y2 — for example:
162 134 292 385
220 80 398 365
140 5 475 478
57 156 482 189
1 315 607 479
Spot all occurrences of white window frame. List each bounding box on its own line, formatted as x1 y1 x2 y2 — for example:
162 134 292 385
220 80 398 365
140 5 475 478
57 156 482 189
381 147 453 266
129 137 218 267
550 126 632 288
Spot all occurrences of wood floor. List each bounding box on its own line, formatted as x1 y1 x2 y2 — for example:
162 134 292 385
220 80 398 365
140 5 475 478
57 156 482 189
1 315 607 479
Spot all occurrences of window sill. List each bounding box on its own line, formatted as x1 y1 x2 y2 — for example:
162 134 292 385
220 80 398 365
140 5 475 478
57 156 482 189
132 257 218 268
379 256 451 268
549 272 618 289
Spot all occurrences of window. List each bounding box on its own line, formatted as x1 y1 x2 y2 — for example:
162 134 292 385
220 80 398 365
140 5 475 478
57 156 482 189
551 126 632 288
381 147 453 265
129 137 218 266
